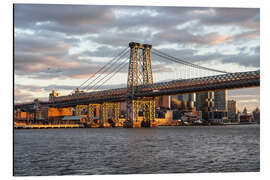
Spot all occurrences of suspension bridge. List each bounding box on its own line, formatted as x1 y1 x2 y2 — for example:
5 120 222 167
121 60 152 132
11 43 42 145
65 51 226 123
14 42 260 128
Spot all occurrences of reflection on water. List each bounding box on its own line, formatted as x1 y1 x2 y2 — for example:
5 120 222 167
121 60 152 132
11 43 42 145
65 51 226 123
14 125 260 176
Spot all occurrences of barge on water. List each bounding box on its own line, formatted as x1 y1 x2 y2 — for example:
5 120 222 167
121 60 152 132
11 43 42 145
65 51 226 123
14 116 88 129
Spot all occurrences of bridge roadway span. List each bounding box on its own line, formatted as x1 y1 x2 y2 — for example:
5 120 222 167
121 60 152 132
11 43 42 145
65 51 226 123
15 70 260 108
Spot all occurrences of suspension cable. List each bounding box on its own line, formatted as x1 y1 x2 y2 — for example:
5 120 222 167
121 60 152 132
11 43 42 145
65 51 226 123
93 60 128 91
69 47 129 95
85 56 128 91
152 48 228 74
82 49 129 91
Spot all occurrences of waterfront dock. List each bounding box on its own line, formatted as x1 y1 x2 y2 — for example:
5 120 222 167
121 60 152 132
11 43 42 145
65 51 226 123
14 123 83 129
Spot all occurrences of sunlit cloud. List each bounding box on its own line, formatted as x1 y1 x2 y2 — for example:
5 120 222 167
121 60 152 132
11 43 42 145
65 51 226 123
14 4 260 107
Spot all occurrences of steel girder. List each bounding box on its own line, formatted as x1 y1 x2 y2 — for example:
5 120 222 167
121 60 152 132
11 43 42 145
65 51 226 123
15 71 260 110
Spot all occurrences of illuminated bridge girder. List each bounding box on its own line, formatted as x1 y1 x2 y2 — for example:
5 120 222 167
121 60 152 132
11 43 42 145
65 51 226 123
14 70 259 111
87 102 120 128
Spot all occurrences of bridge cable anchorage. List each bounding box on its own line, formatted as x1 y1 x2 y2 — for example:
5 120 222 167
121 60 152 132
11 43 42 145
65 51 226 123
82 49 129 91
85 53 129 91
152 48 229 74
93 59 129 91
69 47 129 95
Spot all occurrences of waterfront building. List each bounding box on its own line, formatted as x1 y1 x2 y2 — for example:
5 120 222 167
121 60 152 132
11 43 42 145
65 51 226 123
240 114 253 123
240 107 253 123
228 100 239 122
208 110 228 124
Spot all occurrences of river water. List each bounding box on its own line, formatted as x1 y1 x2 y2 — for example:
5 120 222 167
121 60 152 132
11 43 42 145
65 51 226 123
14 125 260 176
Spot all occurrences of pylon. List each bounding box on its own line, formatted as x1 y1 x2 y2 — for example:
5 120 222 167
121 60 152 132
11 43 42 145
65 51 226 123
125 42 156 128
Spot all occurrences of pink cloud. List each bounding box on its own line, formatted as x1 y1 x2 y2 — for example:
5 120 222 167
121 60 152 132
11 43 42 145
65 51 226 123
14 89 34 103
203 33 233 45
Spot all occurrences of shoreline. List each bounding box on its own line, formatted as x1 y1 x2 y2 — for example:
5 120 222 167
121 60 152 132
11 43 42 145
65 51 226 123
14 122 259 129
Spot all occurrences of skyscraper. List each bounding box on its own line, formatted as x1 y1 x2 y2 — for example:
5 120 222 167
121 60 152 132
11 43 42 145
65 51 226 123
156 95 171 109
195 91 215 121
196 91 214 112
253 107 260 124
177 93 196 110
228 100 238 122
214 90 228 111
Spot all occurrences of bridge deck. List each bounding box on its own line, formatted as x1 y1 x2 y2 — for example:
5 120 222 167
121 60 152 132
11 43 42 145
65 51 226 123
15 70 260 108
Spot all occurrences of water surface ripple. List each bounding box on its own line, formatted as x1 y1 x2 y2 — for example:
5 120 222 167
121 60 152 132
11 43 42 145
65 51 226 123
14 125 260 176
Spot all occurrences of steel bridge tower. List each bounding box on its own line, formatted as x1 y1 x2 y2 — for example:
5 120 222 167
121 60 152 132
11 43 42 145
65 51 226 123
124 42 157 128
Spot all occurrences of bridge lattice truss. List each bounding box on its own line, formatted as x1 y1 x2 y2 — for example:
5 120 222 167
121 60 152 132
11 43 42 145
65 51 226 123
15 42 260 128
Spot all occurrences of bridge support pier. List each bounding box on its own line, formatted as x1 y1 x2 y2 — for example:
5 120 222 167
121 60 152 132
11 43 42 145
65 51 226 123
75 105 88 116
88 104 101 128
112 102 120 127
125 98 156 128
101 102 120 127
101 103 109 127
88 102 120 128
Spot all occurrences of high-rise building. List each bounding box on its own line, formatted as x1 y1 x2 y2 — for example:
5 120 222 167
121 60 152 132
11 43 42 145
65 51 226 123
195 91 214 112
156 95 171 109
253 107 260 124
214 90 228 111
177 93 196 110
228 100 238 122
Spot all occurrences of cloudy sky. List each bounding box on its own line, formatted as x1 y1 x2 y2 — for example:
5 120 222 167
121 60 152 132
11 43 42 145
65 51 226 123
14 4 260 111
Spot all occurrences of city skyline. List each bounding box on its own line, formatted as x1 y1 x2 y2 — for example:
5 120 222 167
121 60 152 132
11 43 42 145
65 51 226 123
14 4 260 111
